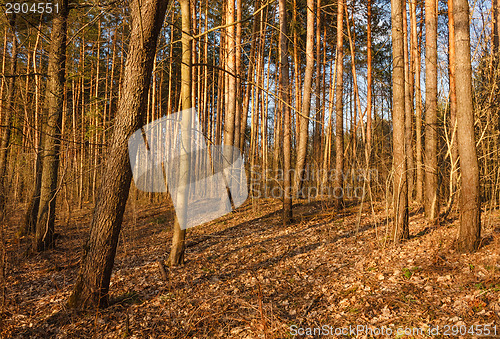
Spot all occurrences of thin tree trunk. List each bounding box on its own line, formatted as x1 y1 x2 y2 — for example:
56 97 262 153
366 0 373 164
403 1 415 201
224 0 236 148
279 0 292 224
0 20 18 216
294 0 314 196
313 0 322 178
334 0 344 209
391 0 409 243
22 26 43 235
445 0 458 214
411 0 423 205
34 0 69 251
168 0 192 266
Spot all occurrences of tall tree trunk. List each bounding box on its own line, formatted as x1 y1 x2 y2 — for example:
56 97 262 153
334 0 344 209
403 1 415 201
410 0 423 205
294 0 315 196
279 0 292 224
445 0 458 213
391 0 409 243
494 0 499 52
22 26 43 235
313 0 322 178
234 1 242 151
424 0 439 222
224 0 236 148
366 0 373 164
34 0 69 251
0 18 18 216
240 6 259 151
453 0 481 252
68 0 169 309
168 0 192 266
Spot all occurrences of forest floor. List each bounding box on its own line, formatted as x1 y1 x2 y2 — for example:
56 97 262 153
1 196 500 338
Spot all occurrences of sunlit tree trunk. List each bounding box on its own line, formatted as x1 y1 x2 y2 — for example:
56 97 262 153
224 0 236 148
410 0 423 205
391 0 409 243
366 0 373 164
424 0 439 222
35 0 69 251
68 0 169 309
445 0 458 214
279 0 292 224
169 0 192 266
294 0 314 196
453 0 481 252
334 0 344 210
403 1 414 201
0 18 17 216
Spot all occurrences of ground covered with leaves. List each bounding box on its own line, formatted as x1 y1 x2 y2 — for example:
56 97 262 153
1 197 500 338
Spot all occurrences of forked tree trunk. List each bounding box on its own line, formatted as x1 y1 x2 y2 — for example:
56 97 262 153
453 0 481 252
35 0 69 251
168 0 192 266
424 0 439 222
391 0 409 243
68 0 169 309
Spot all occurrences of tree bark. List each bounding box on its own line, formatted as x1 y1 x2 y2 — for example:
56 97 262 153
410 0 424 206
453 0 481 252
391 0 409 243
168 0 192 266
68 0 169 309
446 0 458 213
0 18 18 217
366 0 373 164
33 0 69 250
294 0 315 196
224 0 236 148
403 1 414 201
279 0 292 224
424 0 439 222
334 0 344 209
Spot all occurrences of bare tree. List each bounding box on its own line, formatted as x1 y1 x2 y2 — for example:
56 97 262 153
366 0 373 163
453 0 481 252
68 0 169 309
168 0 192 266
410 0 424 205
334 0 344 210
0 16 18 217
279 0 292 224
391 0 409 243
294 0 315 196
34 0 70 251
424 0 439 222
